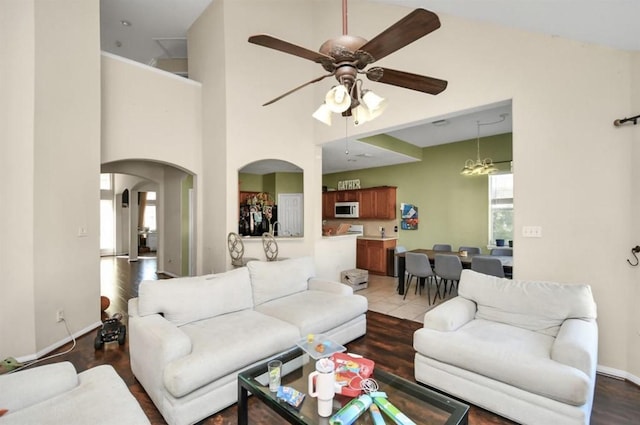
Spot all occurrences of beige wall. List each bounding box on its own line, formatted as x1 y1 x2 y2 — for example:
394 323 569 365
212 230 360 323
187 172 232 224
101 53 203 275
628 53 640 380
2 0 640 381
190 0 639 379
189 0 322 272
1 0 102 358
0 0 38 358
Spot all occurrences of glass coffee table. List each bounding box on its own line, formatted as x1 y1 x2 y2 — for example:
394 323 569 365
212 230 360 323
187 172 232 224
238 347 468 425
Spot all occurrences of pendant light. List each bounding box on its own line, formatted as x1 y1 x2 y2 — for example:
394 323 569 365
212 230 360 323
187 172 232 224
460 115 506 176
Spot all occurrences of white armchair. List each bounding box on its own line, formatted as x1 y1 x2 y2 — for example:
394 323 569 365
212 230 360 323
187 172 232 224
0 361 150 424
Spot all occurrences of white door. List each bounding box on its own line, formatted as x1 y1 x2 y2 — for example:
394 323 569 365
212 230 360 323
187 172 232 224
277 193 304 236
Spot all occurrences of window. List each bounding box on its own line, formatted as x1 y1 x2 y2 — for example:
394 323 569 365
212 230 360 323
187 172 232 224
142 191 157 232
100 173 115 255
489 173 513 244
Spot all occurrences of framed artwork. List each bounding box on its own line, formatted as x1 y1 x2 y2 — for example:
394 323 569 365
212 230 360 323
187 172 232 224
400 203 419 230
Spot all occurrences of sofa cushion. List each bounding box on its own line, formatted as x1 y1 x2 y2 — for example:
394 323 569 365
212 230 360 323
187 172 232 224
414 319 590 405
137 267 253 326
163 310 300 398
248 256 315 306
458 270 597 336
254 290 368 336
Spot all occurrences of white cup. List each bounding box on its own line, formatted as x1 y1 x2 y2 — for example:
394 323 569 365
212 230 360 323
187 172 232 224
308 358 335 417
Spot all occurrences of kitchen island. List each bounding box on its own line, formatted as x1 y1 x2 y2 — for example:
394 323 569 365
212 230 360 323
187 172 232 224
357 235 398 275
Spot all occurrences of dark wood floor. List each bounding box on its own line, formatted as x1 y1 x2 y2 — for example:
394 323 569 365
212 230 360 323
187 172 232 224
40 256 640 424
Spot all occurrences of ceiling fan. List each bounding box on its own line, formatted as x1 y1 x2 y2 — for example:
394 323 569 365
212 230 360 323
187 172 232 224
248 0 447 125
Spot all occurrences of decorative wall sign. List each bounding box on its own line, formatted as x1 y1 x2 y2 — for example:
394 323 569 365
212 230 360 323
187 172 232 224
337 179 361 190
400 203 419 230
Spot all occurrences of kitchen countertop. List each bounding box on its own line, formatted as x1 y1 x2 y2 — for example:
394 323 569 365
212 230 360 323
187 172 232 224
357 235 399 241
321 232 361 239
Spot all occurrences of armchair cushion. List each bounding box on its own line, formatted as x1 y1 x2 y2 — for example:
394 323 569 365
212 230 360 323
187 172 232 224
0 362 78 412
414 319 590 405
458 270 597 336
248 257 315 306
137 267 253 326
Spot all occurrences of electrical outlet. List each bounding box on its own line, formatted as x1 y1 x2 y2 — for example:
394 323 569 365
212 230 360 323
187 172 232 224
56 309 64 322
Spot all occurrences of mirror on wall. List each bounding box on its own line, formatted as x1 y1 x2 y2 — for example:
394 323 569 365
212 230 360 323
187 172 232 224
238 159 304 237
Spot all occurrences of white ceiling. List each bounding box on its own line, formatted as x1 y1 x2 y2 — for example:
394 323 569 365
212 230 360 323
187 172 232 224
100 0 640 174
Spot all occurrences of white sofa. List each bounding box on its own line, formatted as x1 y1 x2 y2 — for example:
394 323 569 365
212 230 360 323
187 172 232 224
128 256 368 425
0 361 150 424
413 270 598 425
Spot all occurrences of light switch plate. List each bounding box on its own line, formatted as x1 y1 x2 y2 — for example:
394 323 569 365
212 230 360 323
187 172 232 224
522 226 542 238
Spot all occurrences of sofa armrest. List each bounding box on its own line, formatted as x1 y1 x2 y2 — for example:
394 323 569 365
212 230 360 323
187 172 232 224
308 278 353 295
128 305 192 397
423 297 477 332
551 318 598 376
0 362 78 412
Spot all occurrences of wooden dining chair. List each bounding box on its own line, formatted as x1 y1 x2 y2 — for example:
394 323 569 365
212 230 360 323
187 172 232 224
471 255 506 278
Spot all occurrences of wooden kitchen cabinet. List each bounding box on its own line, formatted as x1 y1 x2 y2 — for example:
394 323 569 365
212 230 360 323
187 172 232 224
356 238 397 275
322 186 396 220
322 191 337 219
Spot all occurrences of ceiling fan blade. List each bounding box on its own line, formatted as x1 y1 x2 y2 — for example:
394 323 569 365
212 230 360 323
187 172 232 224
358 9 440 65
248 34 334 64
367 67 447 95
263 73 335 106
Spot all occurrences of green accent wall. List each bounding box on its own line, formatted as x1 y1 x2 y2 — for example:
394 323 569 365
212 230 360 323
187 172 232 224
323 134 512 253
239 173 264 192
239 171 303 201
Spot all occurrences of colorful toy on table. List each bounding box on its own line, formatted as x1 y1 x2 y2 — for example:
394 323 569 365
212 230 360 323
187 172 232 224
369 403 387 424
276 386 305 409
330 352 375 397
329 394 373 425
371 392 417 425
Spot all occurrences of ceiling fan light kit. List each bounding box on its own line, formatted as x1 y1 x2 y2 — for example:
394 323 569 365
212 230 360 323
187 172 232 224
312 104 333 126
248 1 448 126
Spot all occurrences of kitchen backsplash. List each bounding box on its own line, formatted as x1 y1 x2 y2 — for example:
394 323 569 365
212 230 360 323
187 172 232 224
324 219 398 237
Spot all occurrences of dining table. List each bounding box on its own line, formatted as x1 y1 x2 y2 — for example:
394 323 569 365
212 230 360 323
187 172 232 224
396 249 513 295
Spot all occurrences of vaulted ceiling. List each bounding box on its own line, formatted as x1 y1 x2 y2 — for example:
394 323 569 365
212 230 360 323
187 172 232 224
100 0 639 173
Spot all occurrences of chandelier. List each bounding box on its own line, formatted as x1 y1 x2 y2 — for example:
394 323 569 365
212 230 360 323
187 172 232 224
312 78 387 127
460 114 507 176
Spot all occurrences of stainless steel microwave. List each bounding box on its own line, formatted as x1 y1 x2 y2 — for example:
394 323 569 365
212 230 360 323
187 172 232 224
335 201 359 218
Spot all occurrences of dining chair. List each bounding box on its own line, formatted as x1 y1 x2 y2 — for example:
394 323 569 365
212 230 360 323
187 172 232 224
471 255 506 278
434 254 463 302
458 246 481 255
490 248 513 256
394 245 407 282
404 252 436 302
227 232 257 267
432 244 452 252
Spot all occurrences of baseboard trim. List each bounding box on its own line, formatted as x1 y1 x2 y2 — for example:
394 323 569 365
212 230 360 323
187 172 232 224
15 320 102 363
158 270 180 278
597 364 640 386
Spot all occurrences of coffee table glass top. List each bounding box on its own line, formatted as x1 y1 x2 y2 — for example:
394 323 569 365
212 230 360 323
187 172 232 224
238 347 469 425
